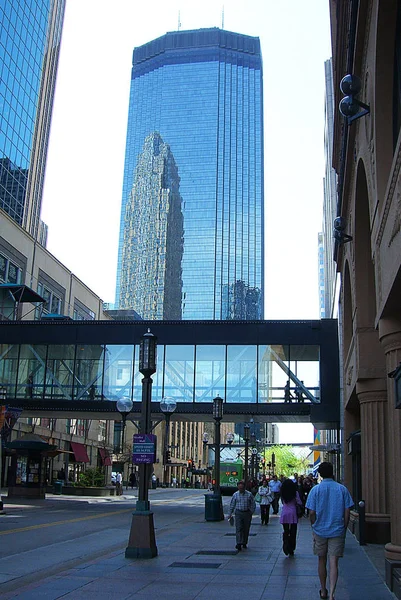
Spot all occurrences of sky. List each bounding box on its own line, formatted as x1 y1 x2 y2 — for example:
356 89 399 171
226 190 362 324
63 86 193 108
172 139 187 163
41 0 332 445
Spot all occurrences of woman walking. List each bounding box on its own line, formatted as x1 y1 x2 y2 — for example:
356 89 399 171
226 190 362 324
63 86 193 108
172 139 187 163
258 480 273 525
280 478 303 556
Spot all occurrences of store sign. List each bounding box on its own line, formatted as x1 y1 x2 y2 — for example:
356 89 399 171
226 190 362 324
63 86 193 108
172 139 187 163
132 434 157 464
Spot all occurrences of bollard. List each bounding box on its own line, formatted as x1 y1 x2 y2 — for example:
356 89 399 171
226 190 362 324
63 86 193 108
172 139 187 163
358 500 366 545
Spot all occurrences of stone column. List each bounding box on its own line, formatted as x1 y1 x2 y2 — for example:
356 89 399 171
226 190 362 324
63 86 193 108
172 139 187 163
379 318 401 566
356 379 390 542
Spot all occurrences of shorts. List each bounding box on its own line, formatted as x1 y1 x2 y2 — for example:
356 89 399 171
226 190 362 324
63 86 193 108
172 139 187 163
313 533 345 557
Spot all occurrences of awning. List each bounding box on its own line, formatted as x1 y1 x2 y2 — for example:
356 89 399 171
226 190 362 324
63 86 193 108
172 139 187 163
0 284 45 304
70 442 90 463
99 447 112 466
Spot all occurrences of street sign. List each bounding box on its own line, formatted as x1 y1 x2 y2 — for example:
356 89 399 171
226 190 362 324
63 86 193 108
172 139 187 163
132 433 157 464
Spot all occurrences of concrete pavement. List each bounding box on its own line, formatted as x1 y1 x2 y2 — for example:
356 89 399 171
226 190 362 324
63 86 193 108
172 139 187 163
0 490 395 600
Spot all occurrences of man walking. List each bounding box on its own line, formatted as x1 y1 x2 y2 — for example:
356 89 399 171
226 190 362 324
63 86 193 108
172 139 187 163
269 474 282 514
305 462 354 600
227 480 256 551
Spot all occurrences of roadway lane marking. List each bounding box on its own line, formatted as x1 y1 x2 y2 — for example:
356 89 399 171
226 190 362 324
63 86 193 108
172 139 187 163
0 508 133 536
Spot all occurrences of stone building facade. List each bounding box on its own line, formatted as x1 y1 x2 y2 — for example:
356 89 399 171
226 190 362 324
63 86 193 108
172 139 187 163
329 0 401 586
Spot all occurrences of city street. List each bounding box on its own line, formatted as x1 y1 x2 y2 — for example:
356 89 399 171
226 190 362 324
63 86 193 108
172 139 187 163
0 488 396 599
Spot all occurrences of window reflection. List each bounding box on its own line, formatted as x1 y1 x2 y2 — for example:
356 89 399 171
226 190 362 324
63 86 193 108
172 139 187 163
194 345 225 402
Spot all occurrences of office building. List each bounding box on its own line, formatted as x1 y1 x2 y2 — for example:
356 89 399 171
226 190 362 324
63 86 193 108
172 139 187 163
0 0 65 242
116 28 264 320
329 0 401 590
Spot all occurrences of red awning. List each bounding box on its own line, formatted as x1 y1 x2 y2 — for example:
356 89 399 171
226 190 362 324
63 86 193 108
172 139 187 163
70 442 90 463
99 447 112 466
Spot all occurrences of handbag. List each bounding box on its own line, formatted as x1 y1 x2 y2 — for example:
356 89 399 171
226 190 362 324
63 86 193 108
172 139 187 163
255 492 261 503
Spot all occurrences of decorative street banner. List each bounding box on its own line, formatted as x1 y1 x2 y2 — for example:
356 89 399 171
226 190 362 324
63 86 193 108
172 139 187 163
0 406 23 443
132 434 157 464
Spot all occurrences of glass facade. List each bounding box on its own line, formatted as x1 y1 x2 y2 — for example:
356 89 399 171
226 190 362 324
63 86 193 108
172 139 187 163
115 28 264 320
0 342 320 404
0 0 65 239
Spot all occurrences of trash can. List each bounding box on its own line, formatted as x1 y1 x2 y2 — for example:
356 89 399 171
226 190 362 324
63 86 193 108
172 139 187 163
204 493 223 521
53 480 63 495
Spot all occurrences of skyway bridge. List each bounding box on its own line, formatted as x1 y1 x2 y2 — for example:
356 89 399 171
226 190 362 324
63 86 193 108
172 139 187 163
0 319 340 430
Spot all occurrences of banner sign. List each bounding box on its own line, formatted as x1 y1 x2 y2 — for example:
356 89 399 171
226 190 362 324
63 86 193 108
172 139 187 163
132 433 157 464
0 406 23 442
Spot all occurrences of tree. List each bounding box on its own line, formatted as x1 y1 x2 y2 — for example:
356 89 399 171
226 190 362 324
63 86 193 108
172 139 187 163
262 445 309 478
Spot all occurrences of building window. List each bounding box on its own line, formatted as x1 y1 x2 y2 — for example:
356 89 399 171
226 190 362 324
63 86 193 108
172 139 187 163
37 282 62 315
73 302 95 321
0 252 22 284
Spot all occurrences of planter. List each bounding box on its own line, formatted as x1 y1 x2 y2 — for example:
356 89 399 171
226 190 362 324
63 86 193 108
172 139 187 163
58 486 115 497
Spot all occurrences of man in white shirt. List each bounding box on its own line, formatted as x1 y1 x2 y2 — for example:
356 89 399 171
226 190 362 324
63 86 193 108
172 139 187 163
116 472 122 495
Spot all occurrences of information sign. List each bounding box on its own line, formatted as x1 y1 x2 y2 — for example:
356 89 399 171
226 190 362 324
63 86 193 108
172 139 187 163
133 433 157 464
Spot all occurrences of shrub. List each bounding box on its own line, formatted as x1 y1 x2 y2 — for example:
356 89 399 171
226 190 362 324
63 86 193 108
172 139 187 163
76 467 105 487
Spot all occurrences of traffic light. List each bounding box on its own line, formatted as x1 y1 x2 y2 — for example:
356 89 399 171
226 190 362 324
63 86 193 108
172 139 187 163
187 459 193 469
166 450 171 463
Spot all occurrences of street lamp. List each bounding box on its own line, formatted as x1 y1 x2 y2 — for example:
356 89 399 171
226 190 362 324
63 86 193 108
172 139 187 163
226 432 234 445
125 328 158 559
116 396 133 454
0 387 6 509
160 396 177 487
243 423 250 484
211 395 224 520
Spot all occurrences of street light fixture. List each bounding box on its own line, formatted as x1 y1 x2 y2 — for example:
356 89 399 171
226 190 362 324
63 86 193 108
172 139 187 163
160 396 177 486
243 423 250 484
125 329 158 559
226 432 234 445
116 396 133 454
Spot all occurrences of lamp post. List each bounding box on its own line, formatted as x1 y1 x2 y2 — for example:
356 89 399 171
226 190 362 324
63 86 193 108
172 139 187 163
125 329 158 559
213 395 223 497
160 397 176 487
243 424 250 484
0 387 6 509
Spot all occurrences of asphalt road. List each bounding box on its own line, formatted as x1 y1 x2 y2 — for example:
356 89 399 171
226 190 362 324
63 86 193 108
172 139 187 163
0 488 209 592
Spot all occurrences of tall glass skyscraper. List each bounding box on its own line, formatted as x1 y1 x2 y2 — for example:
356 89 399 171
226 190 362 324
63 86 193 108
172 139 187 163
116 28 264 320
0 0 65 242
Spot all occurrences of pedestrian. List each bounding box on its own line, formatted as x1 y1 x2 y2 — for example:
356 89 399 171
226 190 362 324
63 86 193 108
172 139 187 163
269 474 282 514
227 480 256 551
280 478 303 556
305 462 353 600
284 379 292 402
116 472 122 495
258 479 273 525
172 476 177 488
129 471 136 489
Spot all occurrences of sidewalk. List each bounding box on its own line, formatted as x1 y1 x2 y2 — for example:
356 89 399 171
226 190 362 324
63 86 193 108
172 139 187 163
0 501 395 600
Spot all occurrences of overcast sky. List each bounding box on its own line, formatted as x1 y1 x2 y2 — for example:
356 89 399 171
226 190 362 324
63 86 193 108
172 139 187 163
41 0 332 445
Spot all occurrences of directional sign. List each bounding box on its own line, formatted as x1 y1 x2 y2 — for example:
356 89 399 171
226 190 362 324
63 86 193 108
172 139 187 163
133 434 157 464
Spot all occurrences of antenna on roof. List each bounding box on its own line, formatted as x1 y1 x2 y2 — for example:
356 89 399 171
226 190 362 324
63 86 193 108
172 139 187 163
221 5 224 29
178 10 181 31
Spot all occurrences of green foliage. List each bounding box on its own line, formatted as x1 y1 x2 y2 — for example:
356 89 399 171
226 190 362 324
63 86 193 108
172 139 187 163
76 467 105 488
263 445 309 478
